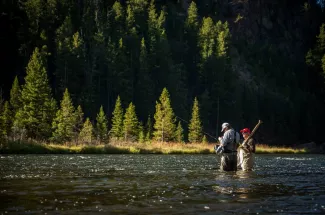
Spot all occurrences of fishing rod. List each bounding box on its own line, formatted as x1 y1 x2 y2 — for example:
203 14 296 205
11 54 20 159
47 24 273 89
175 115 218 141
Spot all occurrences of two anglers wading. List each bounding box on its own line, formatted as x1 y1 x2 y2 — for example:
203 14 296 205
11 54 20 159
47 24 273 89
214 120 262 171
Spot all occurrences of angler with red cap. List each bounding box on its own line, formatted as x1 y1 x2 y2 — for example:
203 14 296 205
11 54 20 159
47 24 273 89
237 127 256 171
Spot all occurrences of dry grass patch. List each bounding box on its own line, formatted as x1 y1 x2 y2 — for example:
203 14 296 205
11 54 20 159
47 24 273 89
256 144 306 154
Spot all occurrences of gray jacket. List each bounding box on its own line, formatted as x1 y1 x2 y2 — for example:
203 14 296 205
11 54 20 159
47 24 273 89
220 128 237 152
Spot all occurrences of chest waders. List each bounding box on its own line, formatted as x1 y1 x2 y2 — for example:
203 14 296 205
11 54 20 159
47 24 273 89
220 131 237 171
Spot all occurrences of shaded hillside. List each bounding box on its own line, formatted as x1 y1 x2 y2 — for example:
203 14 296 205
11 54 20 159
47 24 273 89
1 0 325 145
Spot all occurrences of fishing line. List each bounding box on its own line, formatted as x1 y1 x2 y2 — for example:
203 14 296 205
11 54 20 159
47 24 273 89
175 115 218 141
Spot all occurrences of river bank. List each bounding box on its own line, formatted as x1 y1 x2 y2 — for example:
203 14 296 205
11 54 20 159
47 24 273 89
0 141 308 154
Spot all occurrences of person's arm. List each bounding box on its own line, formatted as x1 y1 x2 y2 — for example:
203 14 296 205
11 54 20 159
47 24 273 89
243 138 254 153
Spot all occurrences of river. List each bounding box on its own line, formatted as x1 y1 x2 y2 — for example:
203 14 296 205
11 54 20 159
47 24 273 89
0 154 324 214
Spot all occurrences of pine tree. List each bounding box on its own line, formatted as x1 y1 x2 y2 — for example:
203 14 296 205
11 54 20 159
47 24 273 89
110 95 124 140
184 1 200 96
123 102 139 141
78 118 93 144
51 88 76 143
126 0 147 34
145 115 153 141
0 96 4 143
188 97 203 143
55 17 85 102
96 105 108 143
153 88 176 142
9 76 22 116
110 1 125 41
215 21 230 58
17 47 57 139
126 4 137 35
114 38 133 106
1 101 12 138
202 135 208 144
135 38 155 120
175 121 184 143
74 105 84 140
199 17 215 64
167 63 189 120
138 122 145 143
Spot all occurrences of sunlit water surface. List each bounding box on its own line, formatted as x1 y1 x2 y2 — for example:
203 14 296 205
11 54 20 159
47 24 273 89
0 154 325 214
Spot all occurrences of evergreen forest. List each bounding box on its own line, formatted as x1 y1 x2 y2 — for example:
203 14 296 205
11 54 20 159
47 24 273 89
1 0 325 145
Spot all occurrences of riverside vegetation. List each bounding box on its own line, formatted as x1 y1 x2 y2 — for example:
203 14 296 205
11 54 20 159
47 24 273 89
1 1 325 151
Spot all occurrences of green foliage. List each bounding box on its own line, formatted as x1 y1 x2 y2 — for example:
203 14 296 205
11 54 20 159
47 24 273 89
199 17 215 62
74 105 84 135
135 38 155 119
1 101 12 138
51 89 76 143
185 1 199 30
307 23 325 82
9 76 22 115
175 121 184 143
114 39 133 106
111 1 125 40
0 96 5 143
167 63 188 120
123 102 139 141
78 118 93 144
215 21 230 58
145 115 153 141
18 47 57 139
153 88 176 142
188 97 203 143
3 0 325 145
96 105 108 143
202 135 208 144
110 96 124 140
138 122 145 143
55 17 87 108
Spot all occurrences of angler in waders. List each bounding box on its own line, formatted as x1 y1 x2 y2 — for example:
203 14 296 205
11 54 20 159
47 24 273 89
217 122 238 171
237 128 256 171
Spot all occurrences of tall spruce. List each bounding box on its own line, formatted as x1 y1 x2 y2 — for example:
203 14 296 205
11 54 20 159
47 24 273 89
51 88 76 143
78 118 93 144
74 105 84 140
1 101 12 138
145 115 153 141
175 121 184 143
96 105 108 143
188 97 203 143
167 63 189 120
110 95 124 140
153 88 176 142
135 38 155 120
0 97 4 143
110 1 125 41
17 47 57 139
55 16 85 102
114 39 133 106
184 1 200 95
123 102 139 141
9 76 22 116
138 122 145 143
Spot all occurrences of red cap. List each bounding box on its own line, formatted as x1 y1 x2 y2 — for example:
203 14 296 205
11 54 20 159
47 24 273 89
240 128 251 134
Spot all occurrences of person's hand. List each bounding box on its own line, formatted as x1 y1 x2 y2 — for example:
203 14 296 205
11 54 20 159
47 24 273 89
218 137 222 142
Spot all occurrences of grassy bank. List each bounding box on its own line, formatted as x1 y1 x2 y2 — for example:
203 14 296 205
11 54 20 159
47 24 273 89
0 141 308 154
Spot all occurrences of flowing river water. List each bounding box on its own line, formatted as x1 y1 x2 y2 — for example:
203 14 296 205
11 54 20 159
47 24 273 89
0 154 325 214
